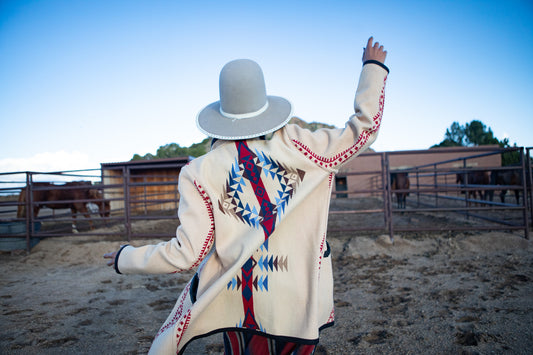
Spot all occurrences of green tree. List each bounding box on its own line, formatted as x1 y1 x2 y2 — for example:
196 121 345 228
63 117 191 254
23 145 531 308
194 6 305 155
432 121 465 147
131 138 210 161
464 120 499 146
432 120 520 166
131 118 336 162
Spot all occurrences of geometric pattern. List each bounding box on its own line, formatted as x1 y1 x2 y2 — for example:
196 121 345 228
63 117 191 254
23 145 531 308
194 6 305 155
227 245 288 292
227 274 269 292
221 140 303 331
257 254 288 273
218 145 305 228
227 236 289 330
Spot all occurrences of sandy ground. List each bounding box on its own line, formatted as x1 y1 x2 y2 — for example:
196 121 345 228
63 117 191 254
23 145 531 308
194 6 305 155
1 219 533 354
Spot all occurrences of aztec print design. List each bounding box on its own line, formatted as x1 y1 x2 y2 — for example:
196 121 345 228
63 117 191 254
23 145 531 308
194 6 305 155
227 241 289 293
223 331 317 355
220 141 305 331
218 143 306 229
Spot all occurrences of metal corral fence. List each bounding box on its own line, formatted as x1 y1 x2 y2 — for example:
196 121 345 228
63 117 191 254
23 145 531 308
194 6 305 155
0 158 189 251
331 146 532 239
1 147 531 252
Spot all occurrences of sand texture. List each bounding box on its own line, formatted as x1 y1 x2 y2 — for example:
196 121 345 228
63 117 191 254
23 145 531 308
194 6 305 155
1 219 532 354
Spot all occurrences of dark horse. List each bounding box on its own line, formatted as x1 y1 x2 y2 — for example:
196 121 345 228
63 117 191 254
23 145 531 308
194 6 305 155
456 170 491 205
17 181 110 232
490 169 522 204
391 172 410 209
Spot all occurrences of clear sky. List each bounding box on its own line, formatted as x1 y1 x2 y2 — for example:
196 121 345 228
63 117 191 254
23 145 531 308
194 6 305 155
1 0 532 173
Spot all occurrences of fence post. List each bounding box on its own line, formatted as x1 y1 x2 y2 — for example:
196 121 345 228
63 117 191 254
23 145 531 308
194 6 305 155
382 153 394 241
416 167 420 207
433 163 438 207
175 175 179 211
462 158 470 220
143 176 147 215
519 148 529 239
24 172 32 253
380 154 386 228
123 166 131 242
526 148 533 233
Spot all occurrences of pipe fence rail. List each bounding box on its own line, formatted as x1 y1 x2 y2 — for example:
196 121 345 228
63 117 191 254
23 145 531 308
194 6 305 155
1 146 531 252
331 146 531 240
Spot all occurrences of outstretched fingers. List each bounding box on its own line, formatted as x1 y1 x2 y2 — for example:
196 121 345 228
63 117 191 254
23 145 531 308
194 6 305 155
103 251 117 266
366 36 374 49
363 36 387 64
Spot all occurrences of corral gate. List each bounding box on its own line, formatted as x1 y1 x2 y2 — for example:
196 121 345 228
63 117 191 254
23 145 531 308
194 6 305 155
332 146 531 240
0 147 531 252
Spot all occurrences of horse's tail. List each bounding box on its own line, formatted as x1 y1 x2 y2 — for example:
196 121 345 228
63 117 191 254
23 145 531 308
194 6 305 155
17 188 26 218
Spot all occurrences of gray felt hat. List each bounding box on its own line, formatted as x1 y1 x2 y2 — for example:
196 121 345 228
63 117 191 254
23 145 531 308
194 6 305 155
196 59 292 140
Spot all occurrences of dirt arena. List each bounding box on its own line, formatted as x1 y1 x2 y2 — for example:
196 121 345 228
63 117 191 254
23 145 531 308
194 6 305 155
1 209 532 354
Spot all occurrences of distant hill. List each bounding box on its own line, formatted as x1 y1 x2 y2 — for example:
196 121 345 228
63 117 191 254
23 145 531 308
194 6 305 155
130 117 369 160
289 117 375 153
288 117 337 131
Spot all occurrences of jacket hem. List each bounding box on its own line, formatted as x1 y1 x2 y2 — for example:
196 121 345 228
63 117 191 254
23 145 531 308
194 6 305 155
177 323 334 355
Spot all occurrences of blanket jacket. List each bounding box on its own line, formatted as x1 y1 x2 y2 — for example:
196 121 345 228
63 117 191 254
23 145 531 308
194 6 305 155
115 61 388 354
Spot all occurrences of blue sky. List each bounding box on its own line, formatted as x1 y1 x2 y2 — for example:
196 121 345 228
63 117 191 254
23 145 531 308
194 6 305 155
1 0 532 173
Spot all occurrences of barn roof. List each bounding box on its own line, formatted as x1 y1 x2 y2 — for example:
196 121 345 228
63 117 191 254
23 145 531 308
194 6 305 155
101 157 191 170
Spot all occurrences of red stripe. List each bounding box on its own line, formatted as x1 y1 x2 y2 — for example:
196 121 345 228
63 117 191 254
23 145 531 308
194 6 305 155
227 331 243 355
234 140 280 331
248 335 270 355
235 141 276 238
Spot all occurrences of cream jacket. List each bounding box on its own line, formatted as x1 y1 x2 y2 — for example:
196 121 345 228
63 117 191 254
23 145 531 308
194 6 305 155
116 62 388 354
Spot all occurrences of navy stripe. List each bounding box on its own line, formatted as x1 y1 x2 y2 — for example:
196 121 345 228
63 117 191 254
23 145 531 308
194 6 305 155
363 59 390 73
114 244 129 274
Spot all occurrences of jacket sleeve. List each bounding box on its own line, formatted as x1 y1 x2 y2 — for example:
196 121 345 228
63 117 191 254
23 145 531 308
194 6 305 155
286 62 388 170
115 166 215 274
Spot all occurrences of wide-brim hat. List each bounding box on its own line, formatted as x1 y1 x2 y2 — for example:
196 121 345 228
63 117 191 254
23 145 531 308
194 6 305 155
196 59 292 140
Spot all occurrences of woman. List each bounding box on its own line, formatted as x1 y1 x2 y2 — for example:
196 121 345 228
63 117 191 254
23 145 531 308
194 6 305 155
105 37 388 355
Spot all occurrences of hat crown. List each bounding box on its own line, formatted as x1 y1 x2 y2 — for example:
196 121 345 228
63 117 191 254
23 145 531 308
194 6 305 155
196 58 292 140
219 59 267 116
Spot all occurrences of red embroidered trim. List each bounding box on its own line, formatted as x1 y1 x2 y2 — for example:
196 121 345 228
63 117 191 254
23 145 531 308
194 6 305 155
154 182 214 345
327 307 335 323
318 233 326 274
156 281 191 338
292 76 386 168
190 181 215 269
175 310 192 353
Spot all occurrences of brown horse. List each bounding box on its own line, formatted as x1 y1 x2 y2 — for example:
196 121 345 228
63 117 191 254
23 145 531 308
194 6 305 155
391 172 410 209
456 170 491 204
17 181 110 232
490 169 522 204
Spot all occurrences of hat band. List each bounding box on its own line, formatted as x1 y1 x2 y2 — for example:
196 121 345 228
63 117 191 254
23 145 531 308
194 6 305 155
220 101 269 120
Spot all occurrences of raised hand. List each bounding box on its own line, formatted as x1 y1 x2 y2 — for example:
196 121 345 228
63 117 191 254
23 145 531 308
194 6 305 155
362 36 387 64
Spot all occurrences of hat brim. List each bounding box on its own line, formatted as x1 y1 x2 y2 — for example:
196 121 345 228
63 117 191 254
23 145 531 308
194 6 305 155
196 96 292 140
